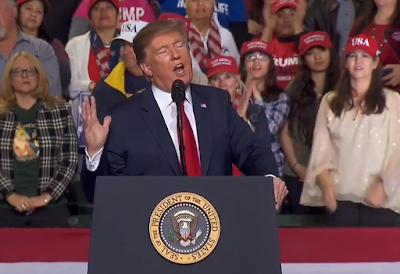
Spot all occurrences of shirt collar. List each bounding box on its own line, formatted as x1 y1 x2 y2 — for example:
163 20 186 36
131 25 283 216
189 22 210 40
17 31 31 42
185 13 220 40
151 84 192 112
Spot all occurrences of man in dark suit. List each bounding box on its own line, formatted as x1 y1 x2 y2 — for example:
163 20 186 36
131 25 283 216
82 19 287 208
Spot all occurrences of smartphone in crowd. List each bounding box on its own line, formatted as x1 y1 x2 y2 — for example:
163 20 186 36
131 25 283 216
382 67 393 84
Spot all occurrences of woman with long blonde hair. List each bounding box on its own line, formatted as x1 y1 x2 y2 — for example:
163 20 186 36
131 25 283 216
205 55 279 178
0 51 78 228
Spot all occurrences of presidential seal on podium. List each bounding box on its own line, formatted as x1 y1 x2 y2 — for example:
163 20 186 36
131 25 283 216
149 192 221 264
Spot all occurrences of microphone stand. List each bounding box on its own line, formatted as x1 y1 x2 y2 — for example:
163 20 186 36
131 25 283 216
176 100 187 176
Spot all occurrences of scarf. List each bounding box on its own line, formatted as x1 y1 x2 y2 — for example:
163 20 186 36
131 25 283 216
89 29 121 78
188 19 222 72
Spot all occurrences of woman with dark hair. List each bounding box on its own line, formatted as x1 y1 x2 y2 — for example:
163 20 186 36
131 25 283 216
280 31 340 214
66 0 121 125
350 0 400 92
16 0 71 101
300 34 400 227
240 40 290 177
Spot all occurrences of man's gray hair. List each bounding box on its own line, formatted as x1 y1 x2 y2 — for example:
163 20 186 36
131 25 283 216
133 20 188 66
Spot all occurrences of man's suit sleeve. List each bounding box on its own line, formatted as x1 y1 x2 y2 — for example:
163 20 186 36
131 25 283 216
105 113 127 176
226 93 279 176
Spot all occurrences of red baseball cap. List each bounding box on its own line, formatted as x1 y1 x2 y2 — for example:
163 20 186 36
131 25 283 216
157 13 191 35
344 34 380 57
16 0 50 13
271 0 297 14
240 40 273 58
205 56 239 78
89 0 120 10
298 31 333 55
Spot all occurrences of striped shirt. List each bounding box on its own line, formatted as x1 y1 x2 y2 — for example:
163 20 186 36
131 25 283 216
0 32 61 97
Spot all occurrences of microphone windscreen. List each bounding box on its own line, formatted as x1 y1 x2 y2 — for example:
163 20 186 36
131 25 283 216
171 79 186 103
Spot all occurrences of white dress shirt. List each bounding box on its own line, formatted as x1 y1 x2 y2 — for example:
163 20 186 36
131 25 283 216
85 85 199 171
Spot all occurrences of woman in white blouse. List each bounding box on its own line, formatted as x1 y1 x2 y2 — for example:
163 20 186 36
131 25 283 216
300 34 400 227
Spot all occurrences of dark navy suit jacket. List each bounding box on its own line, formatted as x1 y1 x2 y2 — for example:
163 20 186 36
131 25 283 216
103 84 278 177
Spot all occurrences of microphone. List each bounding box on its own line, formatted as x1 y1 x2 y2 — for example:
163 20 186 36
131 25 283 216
171 80 186 103
171 80 187 176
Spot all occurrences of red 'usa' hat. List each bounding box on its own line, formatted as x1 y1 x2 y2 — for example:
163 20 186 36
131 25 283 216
344 34 380 57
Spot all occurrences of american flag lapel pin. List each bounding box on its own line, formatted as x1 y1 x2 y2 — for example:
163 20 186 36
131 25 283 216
200 103 207 108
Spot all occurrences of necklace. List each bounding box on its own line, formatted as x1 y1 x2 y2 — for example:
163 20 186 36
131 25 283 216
104 41 111 48
371 24 387 54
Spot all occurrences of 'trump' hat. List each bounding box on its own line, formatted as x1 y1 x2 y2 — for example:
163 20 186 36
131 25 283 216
113 20 149 43
298 31 333 55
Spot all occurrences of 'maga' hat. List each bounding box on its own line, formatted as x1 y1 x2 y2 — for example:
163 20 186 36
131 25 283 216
298 31 333 55
205 56 239 78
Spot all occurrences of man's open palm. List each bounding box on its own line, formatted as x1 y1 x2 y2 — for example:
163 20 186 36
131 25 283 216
82 96 111 156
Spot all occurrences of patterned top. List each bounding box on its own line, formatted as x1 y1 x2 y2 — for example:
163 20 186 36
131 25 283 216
0 32 62 97
0 101 78 201
301 90 400 213
253 92 291 177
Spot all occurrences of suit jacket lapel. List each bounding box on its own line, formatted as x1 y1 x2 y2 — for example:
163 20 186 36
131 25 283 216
191 85 212 175
141 86 182 175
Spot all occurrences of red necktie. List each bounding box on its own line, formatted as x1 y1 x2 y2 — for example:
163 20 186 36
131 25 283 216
232 164 242 176
178 101 202 176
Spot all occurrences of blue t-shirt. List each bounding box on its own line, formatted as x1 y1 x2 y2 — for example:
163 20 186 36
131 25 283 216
159 0 247 30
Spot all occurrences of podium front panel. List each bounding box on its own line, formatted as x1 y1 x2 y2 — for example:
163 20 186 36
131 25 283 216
88 176 282 274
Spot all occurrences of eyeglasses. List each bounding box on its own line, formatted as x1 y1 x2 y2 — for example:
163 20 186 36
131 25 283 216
10 68 38 77
245 53 269 62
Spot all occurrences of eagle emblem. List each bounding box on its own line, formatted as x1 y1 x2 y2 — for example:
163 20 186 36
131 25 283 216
169 210 203 247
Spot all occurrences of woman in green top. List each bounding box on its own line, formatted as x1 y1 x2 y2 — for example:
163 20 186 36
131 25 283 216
280 31 340 215
0 51 78 228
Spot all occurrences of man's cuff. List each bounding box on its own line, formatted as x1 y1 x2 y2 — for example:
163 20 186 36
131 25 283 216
265 174 277 178
85 147 103 162
85 147 103 172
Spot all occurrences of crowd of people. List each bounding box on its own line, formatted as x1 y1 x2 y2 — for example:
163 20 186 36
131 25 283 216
0 0 399 228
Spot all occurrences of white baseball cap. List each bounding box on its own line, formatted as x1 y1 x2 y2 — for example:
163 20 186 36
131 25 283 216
113 20 149 43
